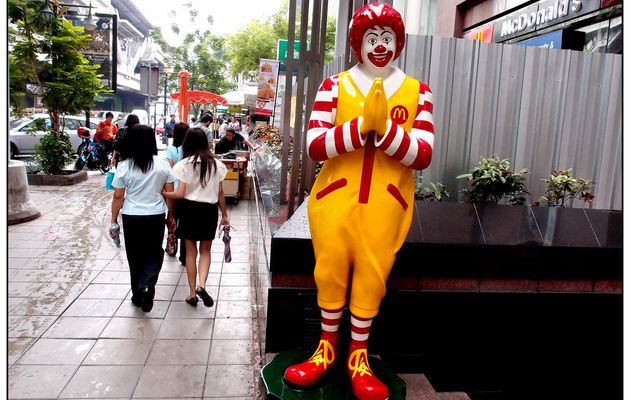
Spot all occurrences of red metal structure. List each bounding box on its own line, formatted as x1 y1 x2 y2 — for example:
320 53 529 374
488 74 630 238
171 70 227 123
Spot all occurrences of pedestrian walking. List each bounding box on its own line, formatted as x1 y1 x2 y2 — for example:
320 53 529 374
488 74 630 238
112 114 140 167
165 122 189 266
110 124 175 312
162 128 229 307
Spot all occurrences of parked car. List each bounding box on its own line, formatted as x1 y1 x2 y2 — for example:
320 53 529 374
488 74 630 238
9 114 100 158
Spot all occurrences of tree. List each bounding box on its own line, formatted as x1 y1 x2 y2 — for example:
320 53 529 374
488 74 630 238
9 0 106 174
150 3 236 119
226 1 337 80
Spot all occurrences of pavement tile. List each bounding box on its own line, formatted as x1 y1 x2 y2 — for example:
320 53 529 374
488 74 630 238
100 317 163 339
218 286 251 301
146 339 211 365
84 339 153 365
62 299 123 317
8 297 25 312
43 317 110 339
9 247 46 258
9 365 77 399
215 301 254 319
220 273 251 286
61 365 143 398
93 270 132 284
208 339 252 364
8 337 38 365
155 271 181 285
115 300 169 319
203 364 254 397
212 318 253 340
157 318 214 339
8 315 57 338
17 338 95 365
165 300 216 319
79 283 131 299
133 365 206 398
9 268 57 283
49 269 100 283
222 262 251 273
8 281 44 297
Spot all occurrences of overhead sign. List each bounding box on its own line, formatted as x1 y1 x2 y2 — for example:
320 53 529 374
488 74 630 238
277 39 301 61
493 0 600 42
514 29 563 48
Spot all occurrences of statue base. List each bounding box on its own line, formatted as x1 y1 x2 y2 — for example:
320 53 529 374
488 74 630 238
261 350 406 400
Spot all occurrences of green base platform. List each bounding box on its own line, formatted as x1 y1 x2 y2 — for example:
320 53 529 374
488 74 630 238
261 350 406 400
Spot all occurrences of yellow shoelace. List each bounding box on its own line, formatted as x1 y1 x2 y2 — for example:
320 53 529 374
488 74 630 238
308 339 335 369
347 348 373 378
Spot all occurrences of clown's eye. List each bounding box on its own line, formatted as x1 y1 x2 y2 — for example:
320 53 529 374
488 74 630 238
368 38 377 46
383 37 392 44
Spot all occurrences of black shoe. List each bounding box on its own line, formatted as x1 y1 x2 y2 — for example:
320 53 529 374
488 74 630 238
196 287 214 307
185 296 198 306
131 296 142 308
140 287 154 312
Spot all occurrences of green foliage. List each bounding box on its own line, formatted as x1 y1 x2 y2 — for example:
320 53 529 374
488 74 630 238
149 2 236 118
457 156 529 205
8 0 105 127
540 168 595 207
227 0 337 79
416 182 451 202
33 132 74 175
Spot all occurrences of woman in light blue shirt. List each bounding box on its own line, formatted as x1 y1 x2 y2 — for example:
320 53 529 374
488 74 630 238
165 122 188 265
110 125 175 312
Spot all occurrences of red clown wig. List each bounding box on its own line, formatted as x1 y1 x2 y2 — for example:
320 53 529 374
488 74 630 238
349 2 406 64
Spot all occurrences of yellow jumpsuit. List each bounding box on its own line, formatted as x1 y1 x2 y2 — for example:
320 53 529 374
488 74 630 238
308 71 420 319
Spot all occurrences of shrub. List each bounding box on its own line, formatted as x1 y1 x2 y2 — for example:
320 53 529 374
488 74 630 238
457 155 529 205
540 168 595 207
416 181 451 202
33 132 74 175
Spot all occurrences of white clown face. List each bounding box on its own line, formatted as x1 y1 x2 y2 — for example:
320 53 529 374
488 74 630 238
360 26 396 69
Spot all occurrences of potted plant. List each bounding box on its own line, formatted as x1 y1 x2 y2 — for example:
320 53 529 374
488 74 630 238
415 181 451 202
538 168 595 207
456 155 529 205
9 0 105 181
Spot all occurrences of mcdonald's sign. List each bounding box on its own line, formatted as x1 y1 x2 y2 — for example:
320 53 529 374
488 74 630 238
390 105 409 125
464 24 494 43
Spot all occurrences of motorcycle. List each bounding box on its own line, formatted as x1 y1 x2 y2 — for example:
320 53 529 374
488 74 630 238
74 127 111 173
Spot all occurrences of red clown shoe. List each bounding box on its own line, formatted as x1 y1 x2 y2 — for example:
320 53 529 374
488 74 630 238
347 347 390 400
284 338 337 386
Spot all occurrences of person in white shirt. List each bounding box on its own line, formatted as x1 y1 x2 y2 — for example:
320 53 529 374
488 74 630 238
110 124 175 312
162 128 229 307
227 115 242 133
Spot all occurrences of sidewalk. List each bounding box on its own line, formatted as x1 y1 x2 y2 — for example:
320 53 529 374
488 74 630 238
8 169 261 399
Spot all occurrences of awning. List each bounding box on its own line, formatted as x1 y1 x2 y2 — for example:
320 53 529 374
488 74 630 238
170 91 228 105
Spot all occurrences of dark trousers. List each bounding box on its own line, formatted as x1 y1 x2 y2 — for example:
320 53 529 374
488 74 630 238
174 200 186 265
122 213 166 300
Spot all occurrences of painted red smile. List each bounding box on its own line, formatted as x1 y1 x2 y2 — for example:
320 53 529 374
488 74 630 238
367 51 393 68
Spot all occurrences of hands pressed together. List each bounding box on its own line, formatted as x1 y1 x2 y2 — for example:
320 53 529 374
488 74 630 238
360 78 389 137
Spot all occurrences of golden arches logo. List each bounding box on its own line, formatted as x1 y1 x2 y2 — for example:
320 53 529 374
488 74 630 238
390 105 409 125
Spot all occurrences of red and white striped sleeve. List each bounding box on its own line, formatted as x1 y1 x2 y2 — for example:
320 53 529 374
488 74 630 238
306 76 366 161
375 81 434 170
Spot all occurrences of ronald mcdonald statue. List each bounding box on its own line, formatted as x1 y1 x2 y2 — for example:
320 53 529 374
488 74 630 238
283 2 435 399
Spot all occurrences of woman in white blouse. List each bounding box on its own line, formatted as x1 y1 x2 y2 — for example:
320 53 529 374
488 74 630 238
162 128 229 307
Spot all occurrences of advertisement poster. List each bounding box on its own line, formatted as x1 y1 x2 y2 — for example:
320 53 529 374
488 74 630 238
255 59 280 117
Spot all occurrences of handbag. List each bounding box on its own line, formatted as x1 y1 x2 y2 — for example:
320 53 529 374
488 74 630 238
221 225 232 263
105 169 115 190
165 230 178 256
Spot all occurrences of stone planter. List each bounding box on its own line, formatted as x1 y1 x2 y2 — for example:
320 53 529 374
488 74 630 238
27 170 88 186
8 160 41 225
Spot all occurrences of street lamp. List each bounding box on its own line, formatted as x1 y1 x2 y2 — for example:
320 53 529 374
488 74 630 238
163 67 172 128
83 2 97 32
40 1 97 32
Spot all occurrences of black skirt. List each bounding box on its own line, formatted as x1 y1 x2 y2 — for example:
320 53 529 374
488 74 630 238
174 199 219 241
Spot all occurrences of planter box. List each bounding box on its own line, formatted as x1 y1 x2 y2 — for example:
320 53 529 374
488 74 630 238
27 170 88 186
266 200 622 400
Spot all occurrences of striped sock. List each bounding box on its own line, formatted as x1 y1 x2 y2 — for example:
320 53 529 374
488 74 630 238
321 307 343 342
349 314 372 350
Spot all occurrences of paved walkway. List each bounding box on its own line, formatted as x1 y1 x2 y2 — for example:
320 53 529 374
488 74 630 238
8 168 261 399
